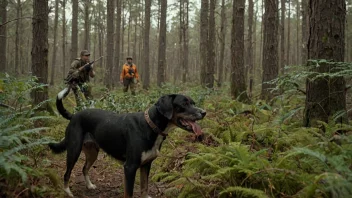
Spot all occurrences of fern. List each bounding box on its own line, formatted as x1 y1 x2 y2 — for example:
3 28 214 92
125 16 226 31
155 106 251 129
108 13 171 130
219 186 268 198
0 75 54 184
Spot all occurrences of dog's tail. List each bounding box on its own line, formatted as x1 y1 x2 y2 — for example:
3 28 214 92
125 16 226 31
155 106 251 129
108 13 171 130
48 139 66 153
57 87 73 120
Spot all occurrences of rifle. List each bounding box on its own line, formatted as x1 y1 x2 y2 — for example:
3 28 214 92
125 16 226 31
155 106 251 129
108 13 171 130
81 56 103 71
65 56 103 83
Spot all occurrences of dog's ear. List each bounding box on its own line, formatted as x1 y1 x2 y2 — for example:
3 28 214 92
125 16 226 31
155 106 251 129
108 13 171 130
156 95 175 120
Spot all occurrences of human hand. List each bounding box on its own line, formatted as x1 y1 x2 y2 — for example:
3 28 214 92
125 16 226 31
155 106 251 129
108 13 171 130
84 64 92 71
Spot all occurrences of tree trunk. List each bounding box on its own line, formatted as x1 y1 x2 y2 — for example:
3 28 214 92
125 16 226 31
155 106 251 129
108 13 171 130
157 0 167 87
296 0 300 65
121 0 125 63
71 0 78 60
252 2 258 89
247 0 254 97
19 6 24 74
105 0 115 88
15 0 21 75
0 0 7 72
261 0 279 101
84 0 90 50
61 0 66 80
280 0 285 73
303 0 347 126
206 0 215 88
301 0 308 64
114 0 122 87
143 0 151 89
183 0 189 83
286 0 290 65
127 1 132 56
200 0 208 86
217 0 226 87
231 0 249 102
259 0 264 67
50 0 59 85
31 0 49 108
178 0 183 84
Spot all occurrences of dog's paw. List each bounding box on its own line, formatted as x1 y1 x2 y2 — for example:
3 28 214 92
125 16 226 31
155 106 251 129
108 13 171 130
64 187 74 197
84 175 97 190
87 183 97 189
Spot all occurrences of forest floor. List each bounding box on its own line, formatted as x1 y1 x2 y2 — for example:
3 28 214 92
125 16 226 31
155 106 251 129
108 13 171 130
47 151 166 198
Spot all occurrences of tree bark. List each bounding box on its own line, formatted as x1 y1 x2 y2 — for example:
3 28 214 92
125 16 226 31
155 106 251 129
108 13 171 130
259 0 264 66
178 0 183 84
303 0 347 126
84 0 90 50
280 0 285 73
200 0 208 86
261 0 279 101
127 1 132 56
231 0 249 102
50 0 59 85
114 0 122 87
15 0 21 75
157 0 167 87
61 0 66 80
183 0 189 83
247 0 254 97
301 0 308 64
286 0 291 65
296 0 300 65
206 0 215 88
217 0 226 87
143 0 151 89
105 0 115 88
0 0 7 72
71 0 78 60
31 0 49 108
121 0 125 64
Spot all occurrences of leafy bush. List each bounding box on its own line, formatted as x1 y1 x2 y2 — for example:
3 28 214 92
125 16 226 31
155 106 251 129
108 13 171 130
0 74 56 197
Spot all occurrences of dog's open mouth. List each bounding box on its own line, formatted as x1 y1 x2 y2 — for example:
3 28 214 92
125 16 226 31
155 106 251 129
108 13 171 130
179 119 203 136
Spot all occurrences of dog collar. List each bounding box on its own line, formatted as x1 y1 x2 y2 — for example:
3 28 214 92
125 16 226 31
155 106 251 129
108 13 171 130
144 109 168 137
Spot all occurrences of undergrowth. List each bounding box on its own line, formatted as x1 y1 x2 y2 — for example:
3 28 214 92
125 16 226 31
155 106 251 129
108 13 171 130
2 65 352 198
0 74 60 197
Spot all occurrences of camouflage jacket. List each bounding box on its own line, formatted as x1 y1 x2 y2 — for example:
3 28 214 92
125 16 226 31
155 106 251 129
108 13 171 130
67 58 90 84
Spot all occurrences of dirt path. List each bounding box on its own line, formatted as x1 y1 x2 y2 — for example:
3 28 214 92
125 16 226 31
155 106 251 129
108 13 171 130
50 153 166 198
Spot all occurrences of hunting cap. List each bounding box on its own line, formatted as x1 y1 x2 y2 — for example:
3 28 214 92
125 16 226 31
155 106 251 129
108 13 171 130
80 50 90 56
126 56 133 60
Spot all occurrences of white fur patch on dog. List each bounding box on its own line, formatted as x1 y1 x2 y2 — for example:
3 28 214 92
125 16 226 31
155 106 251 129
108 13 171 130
58 87 69 100
64 186 74 197
141 135 164 164
85 175 97 189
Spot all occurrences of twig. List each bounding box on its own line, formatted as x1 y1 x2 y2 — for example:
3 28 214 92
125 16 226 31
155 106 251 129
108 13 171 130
0 17 33 27
15 188 29 198
296 88 306 95
0 103 16 110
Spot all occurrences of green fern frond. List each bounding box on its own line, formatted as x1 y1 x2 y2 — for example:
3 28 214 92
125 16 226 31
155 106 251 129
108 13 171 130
219 186 268 198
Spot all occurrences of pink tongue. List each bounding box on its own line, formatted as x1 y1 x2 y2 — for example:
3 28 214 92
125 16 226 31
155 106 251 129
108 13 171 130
188 121 203 136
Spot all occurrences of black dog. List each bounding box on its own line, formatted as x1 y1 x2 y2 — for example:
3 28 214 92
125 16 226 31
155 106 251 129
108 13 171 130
49 88 206 198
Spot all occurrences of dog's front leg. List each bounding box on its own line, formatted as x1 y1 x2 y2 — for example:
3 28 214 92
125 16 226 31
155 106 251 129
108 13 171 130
140 162 152 198
124 163 138 198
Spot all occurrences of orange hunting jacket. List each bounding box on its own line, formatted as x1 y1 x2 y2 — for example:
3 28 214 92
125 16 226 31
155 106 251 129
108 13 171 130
120 63 139 81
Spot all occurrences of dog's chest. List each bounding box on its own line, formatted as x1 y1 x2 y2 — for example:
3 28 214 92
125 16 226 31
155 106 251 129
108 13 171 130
141 136 164 164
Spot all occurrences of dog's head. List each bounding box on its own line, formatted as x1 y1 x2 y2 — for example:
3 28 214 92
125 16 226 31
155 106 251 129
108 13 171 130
156 94 206 136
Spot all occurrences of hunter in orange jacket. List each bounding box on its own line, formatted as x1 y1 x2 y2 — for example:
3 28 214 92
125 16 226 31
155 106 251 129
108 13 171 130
120 63 139 82
120 56 139 95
